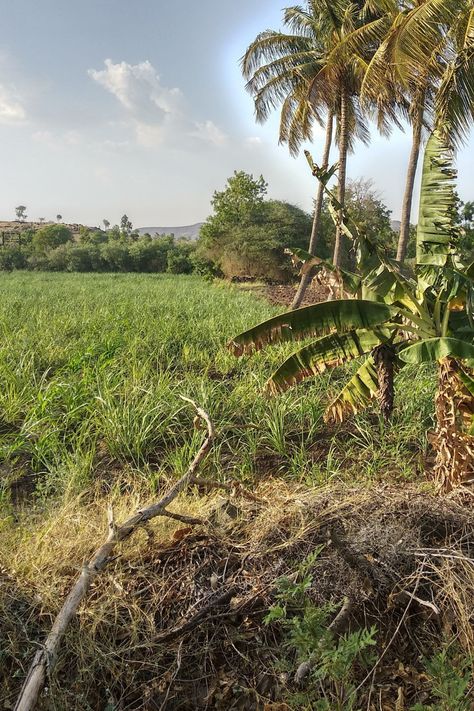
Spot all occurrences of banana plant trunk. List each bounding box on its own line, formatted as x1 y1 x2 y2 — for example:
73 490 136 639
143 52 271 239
431 357 474 492
333 88 350 270
291 114 334 310
373 344 395 420
396 103 423 264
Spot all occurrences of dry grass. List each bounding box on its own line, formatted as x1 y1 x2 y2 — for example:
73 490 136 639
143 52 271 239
1 479 474 709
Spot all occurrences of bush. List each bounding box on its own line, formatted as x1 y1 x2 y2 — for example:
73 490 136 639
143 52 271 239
128 236 172 272
99 242 132 271
64 244 97 272
167 242 195 274
0 229 197 275
32 224 73 252
199 197 312 280
0 247 28 270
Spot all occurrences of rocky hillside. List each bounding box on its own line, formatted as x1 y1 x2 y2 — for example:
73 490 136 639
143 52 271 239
136 223 203 240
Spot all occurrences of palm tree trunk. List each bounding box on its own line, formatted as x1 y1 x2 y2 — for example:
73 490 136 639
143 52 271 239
431 357 474 492
291 114 334 310
396 104 423 264
373 344 395 420
333 89 349 269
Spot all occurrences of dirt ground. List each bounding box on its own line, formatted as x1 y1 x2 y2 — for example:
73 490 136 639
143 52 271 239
239 281 330 308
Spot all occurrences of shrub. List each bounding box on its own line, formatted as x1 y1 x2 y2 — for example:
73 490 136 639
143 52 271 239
32 224 73 252
0 246 28 270
167 241 195 274
128 237 171 272
99 242 132 271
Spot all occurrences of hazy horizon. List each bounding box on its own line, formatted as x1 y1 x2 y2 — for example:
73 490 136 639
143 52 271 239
1 0 474 228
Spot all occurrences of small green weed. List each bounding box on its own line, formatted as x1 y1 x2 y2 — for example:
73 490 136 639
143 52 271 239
265 550 377 710
411 647 473 711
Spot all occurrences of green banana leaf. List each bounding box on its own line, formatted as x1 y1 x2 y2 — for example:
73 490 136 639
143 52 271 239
325 355 380 423
229 300 396 356
457 368 474 396
416 130 459 271
267 329 388 393
303 151 339 186
399 337 474 365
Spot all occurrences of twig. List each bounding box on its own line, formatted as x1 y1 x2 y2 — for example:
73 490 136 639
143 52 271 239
159 510 203 526
14 397 214 711
189 477 263 503
412 551 474 563
152 585 240 644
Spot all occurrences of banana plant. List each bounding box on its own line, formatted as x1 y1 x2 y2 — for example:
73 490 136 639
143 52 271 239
228 129 474 491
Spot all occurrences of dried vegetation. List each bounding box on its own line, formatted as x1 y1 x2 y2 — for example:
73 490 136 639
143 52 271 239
2 480 473 709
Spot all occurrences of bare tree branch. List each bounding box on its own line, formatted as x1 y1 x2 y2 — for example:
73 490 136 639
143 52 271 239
14 397 214 711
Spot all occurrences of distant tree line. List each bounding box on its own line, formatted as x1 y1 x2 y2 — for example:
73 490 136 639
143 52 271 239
6 181 473 278
0 222 197 274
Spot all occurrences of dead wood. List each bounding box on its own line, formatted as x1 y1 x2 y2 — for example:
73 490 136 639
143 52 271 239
189 476 263 502
152 584 240 644
14 397 214 711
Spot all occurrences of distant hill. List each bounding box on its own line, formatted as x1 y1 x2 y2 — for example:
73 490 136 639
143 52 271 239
136 223 203 240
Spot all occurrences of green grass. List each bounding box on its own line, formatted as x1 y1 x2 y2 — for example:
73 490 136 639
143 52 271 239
0 272 436 511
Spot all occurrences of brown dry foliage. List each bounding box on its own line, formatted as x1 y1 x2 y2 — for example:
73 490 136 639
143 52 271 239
1 480 474 709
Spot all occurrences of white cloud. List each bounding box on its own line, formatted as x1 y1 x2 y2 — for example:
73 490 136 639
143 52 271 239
0 84 26 123
88 59 226 149
191 120 227 146
245 136 262 146
88 59 183 120
32 128 81 148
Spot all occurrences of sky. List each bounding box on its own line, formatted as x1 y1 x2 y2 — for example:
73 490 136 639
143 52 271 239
1 0 473 229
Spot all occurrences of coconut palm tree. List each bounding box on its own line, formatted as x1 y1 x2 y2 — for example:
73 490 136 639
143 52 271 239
242 1 377 305
229 130 474 492
355 0 474 263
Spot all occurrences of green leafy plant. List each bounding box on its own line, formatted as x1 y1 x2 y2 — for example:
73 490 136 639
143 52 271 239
265 550 377 711
229 129 474 491
410 647 472 711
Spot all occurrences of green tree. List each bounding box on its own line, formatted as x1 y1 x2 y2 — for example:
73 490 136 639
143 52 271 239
103 219 110 230
461 201 474 227
32 224 73 252
352 0 474 263
15 205 27 222
456 199 474 257
242 1 385 301
299 179 396 261
120 214 133 236
202 170 267 231
341 179 395 252
199 171 312 280
56 214 62 222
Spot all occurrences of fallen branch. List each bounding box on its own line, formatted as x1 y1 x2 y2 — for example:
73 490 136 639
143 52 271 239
152 584 240 644
14 397 214 711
